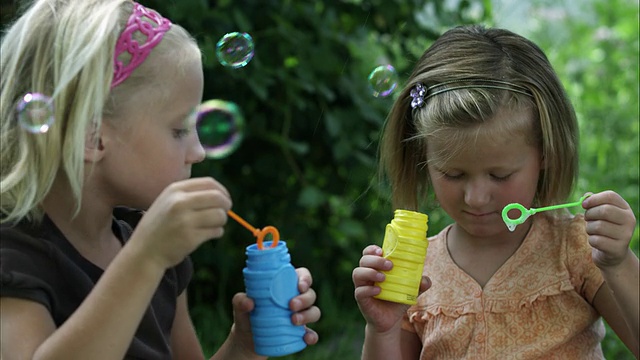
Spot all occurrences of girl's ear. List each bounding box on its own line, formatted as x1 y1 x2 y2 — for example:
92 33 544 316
84 123 105 162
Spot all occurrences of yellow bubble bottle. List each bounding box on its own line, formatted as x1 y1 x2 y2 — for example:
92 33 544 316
374 209 429 305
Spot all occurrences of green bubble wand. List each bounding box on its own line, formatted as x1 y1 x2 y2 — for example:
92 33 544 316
502 193 591 232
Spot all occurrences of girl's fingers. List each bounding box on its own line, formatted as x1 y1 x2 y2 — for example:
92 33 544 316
359 255 393 271
363 244 383 256
171 176 230 196
184 190 232 212
295 267 313 292
232 292 255 313
303 328 319 345
190 208 228 229
583 190 628 209
585 219 618 236
353 267 386 287
419 276 432 294
354 284 382 301
290 288 316 311
585 204 630 226
230 292 254 333
291 305 321 326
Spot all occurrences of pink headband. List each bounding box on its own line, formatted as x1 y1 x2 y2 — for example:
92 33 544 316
111 2 171 88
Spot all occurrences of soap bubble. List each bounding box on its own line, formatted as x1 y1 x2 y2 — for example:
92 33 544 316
196 100 245 159
16 93 54 133
216 32 255 68
368 65 398 97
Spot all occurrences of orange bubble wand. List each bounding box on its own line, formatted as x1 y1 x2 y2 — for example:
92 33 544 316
227 210 280 250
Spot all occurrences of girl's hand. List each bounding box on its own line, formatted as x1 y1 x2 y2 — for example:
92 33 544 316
228 267 321 356
352 245 431 334
583 190 637 269
290 267 321 345
129 177 232 270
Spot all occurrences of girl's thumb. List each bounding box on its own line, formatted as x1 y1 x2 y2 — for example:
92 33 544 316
419 275 432 294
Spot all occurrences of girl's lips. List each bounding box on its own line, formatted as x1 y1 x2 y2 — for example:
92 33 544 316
464 211 495 218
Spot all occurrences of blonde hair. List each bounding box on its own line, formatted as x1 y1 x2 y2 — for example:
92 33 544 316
380 25 578 210
1 0 200 224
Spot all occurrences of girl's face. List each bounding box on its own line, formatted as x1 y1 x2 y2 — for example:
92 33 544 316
99 56 206 209
426 107 543 239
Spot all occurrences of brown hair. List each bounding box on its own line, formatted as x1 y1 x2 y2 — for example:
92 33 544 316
379 25 578 210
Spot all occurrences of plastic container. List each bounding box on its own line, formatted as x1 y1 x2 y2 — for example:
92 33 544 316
374 209 429 305
243 240 307 357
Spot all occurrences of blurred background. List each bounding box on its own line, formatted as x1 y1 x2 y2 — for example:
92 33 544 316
2 0 638 358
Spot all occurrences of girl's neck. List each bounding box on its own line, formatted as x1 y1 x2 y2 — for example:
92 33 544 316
446 220 532 288
449 219 531 249
41 172 115 247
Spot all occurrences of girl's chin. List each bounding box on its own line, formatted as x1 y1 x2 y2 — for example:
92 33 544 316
454 221 509 238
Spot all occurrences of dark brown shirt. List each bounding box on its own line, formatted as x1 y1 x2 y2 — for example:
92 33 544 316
0 207 193 359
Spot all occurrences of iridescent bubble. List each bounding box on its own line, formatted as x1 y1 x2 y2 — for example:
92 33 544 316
368 65 398 98
196 100 245 159
16 93 54 133
216 32 255 68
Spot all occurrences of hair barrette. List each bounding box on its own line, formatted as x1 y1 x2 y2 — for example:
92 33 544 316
410 83 427 109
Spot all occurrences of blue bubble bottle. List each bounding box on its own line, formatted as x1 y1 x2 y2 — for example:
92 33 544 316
243 240 307 357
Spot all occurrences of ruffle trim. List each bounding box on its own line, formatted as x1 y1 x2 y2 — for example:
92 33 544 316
409 279 575 322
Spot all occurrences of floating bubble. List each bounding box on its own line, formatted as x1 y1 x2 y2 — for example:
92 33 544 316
196 99 245 159
368 65 398 98
16 93 54 134
216 32 255 68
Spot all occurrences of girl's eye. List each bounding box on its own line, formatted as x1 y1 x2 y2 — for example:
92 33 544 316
441 171 463 180
491 174 511 181
172 128 191 139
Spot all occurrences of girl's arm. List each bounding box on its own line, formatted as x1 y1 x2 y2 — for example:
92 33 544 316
583 190 639 356
170 292 207 360
592 258 640 358
1 178 231 359
362 325 422 360
1 243 167 360
600 251 639 340
1 298 57 359
400 329 424 359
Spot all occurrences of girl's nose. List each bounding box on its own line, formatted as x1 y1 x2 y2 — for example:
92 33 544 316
188 135 206 164
464 179 491 208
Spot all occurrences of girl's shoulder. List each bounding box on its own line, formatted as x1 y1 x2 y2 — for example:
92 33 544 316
0 218 70 314
427 224 451 243
536 212 588 247
535 213 603 301
0 217 57 254
541 211 586 228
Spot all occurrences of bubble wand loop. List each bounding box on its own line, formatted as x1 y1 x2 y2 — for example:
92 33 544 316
227 210 280 250
502 194 591 231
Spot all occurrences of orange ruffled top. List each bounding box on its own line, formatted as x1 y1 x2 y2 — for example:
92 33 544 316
403 214 606 359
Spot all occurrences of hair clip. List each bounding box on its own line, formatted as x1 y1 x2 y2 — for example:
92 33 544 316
111 2 171 88
410 83 427 109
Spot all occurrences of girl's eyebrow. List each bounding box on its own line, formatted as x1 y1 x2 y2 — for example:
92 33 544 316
174 107 198 126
